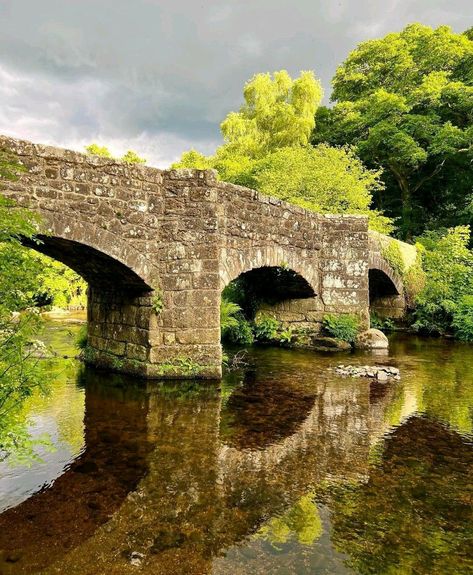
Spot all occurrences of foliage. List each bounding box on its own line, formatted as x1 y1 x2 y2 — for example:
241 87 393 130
155 356 204 377
217 70 322 160
220 298 242 333
381 240 405 277
252 145 391 232
85 143 147 164
256 493 323 548
323 314 360 343
84 143 113 158
253 315 280 342
403 251 427 308
32 253 87 308
279 327 294 344
173 71 390 231
452 295 473 341
75 324 88 350
370 312 395 331
220 297 255 345
121 150 146 164
412 226 473 334
151 291 164 315
0 152 51 462
224 317 255 345
313 24 473 238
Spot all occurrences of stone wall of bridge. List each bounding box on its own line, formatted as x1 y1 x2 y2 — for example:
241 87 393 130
0 135 389 379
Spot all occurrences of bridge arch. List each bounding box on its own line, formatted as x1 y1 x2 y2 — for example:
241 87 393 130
220 246 319 294
368 254 405 318
26 214 156 291
221 262 321 334
19 213 161 376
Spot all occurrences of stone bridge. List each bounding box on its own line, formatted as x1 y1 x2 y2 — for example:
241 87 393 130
0 136 407 378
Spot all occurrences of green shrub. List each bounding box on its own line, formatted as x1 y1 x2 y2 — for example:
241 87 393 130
224 317 255 345
151 291 164 315
220 298 241 334
370 312 395 332
404 252 426 308
413 227 473 335
382 240 405 277
452 295 473 342
322 314 359 343
254 315 280 342
75 324 88 350
279 327 294 344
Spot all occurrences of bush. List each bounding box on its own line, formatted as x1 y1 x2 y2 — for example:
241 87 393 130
220 297 255 345
452 296 473 342
370 312 395 332
220 298 241 334
412 227 473 335
75 324 88 350
323 314 360 343
224 317 255 345
382 240 405 277
253 315 280 342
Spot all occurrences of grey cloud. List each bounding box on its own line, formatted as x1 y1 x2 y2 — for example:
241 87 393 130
0 0 470 166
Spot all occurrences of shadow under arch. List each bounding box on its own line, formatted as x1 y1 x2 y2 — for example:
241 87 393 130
369 268 401 302
223 265 316 320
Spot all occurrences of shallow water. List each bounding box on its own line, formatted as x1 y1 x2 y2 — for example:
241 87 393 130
0 322 472 574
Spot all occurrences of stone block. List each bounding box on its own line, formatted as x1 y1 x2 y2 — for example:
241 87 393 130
126 343 149 362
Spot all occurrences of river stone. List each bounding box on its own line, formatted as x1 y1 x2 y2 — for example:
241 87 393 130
355 328 389 350
311 336 351 352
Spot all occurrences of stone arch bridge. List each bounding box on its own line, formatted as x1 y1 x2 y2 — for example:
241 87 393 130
1 136 409 378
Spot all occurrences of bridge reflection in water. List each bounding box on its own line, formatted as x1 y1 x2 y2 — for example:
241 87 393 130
0 342 471 575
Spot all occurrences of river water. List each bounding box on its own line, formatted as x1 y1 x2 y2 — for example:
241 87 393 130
0 320 472 575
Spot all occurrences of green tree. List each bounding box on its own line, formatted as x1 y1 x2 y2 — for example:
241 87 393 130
0 151 50 462
84 143 113 158
174 71 390 230
252 145 391 232
313 24 473 238
121 150 147 164
413 226 473 335
85 143 147 164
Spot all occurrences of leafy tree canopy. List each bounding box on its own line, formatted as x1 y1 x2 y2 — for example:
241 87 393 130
85 144 147 164
0 151 50 462
174 71 391 231
313 24 473 238
413 225 473 335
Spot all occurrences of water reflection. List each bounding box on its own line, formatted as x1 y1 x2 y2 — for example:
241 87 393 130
0 328 471 574
0 369 153 573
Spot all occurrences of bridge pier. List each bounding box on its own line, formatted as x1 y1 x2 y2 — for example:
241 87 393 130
86 287 223 379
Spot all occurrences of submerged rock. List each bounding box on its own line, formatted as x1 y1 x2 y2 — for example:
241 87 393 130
334 364 400 381
355 328 389 350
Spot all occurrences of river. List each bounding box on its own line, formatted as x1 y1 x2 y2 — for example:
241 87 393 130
0 319 471 575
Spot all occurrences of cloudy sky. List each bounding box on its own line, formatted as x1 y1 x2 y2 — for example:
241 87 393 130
0 0 469 167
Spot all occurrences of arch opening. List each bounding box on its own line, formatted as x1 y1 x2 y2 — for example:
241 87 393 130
369 268 405 319
223 266 316 320
369 269 400 303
